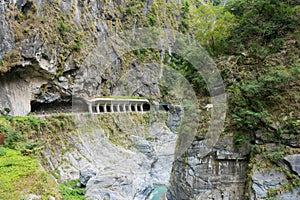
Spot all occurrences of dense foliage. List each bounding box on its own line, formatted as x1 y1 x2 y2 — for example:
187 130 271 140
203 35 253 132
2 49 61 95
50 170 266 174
191 2 236 54
226 0 299 45
222 0 299 134
190 1 300 197
175 0 299 135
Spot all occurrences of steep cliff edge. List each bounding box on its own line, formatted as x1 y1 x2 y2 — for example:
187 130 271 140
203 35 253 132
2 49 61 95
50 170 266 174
0 111 178 199
40 113 177 200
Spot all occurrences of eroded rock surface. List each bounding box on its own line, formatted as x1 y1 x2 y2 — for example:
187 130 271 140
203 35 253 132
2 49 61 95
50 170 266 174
284 154 300 177
252 169 287 198
42 114 177 200
0 68 48 116
168 135 248 200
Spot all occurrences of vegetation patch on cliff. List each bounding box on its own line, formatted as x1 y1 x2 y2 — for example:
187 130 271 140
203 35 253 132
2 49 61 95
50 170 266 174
0 114 75 155
94 113 150 149
59 180 85 200
0 148 61 200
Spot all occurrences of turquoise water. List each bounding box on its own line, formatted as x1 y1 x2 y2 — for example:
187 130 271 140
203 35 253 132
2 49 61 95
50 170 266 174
148 185 168 200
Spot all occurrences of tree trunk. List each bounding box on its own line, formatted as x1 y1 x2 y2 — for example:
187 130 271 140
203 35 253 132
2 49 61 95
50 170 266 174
0 133 5 146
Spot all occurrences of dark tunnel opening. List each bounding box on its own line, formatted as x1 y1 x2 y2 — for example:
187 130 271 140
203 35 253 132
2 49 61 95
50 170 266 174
30 100 73 115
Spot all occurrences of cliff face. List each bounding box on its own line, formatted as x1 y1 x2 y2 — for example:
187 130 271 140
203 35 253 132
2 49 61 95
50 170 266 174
0 0 179 115
1 0 83 115
39 113 178 200
168 136 249 200
0 1 183 199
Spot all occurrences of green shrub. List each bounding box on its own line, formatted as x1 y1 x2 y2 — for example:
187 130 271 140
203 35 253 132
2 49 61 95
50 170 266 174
232 110 269 130
234 131 251 147
271 38 284 53
0 118 26 149
148 15 156 26
20 142 43 156
263 151 283 162
59 180 85 200
72 38 83 52
4 128 25 148
0 115 75 152
181 1 190 14
0 147 6 156
249 43 269 59
59 21 71 35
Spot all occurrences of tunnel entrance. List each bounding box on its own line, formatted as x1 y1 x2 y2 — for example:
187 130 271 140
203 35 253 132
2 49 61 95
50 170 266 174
159 103 169 111
30 100 73 115
31 98 152 114
143 103 151 112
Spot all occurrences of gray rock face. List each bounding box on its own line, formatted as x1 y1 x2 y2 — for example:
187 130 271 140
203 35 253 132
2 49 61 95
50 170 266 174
42 114 177 200
252 169 287 198
84 120 177 200
0 1 14 59
86 174 144 200
167 105 183 132
60 122 152 199
0 69 47 116
278 188 300 200
0 1 105 115
281 134 300 148
255 130 300 148
284 154 300 177
0 0 169 116
148 123 178 185
168 136 248 200
112 63 161 99
132 136 154 158
79 166 98 187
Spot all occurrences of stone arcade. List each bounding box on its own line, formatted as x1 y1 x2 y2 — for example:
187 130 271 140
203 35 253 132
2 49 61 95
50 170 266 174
85 97 150 114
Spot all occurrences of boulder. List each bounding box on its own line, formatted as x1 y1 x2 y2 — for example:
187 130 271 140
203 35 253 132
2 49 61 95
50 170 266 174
27 194 41 200
85 173 151 200
79 166 98 186
278 188 300 200
252 169 287 198
132 135 154 158
48 196 56 200
284 154 300 177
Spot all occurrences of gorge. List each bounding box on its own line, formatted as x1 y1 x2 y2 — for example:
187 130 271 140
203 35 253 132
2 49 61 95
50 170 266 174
0 0 299 200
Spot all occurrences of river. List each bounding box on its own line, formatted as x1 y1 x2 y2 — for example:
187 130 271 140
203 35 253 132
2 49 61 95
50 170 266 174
148 185 168 200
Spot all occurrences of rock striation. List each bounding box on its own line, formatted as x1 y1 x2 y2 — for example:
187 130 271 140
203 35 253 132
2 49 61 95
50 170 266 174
284 154 300 177
168 135 248 200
